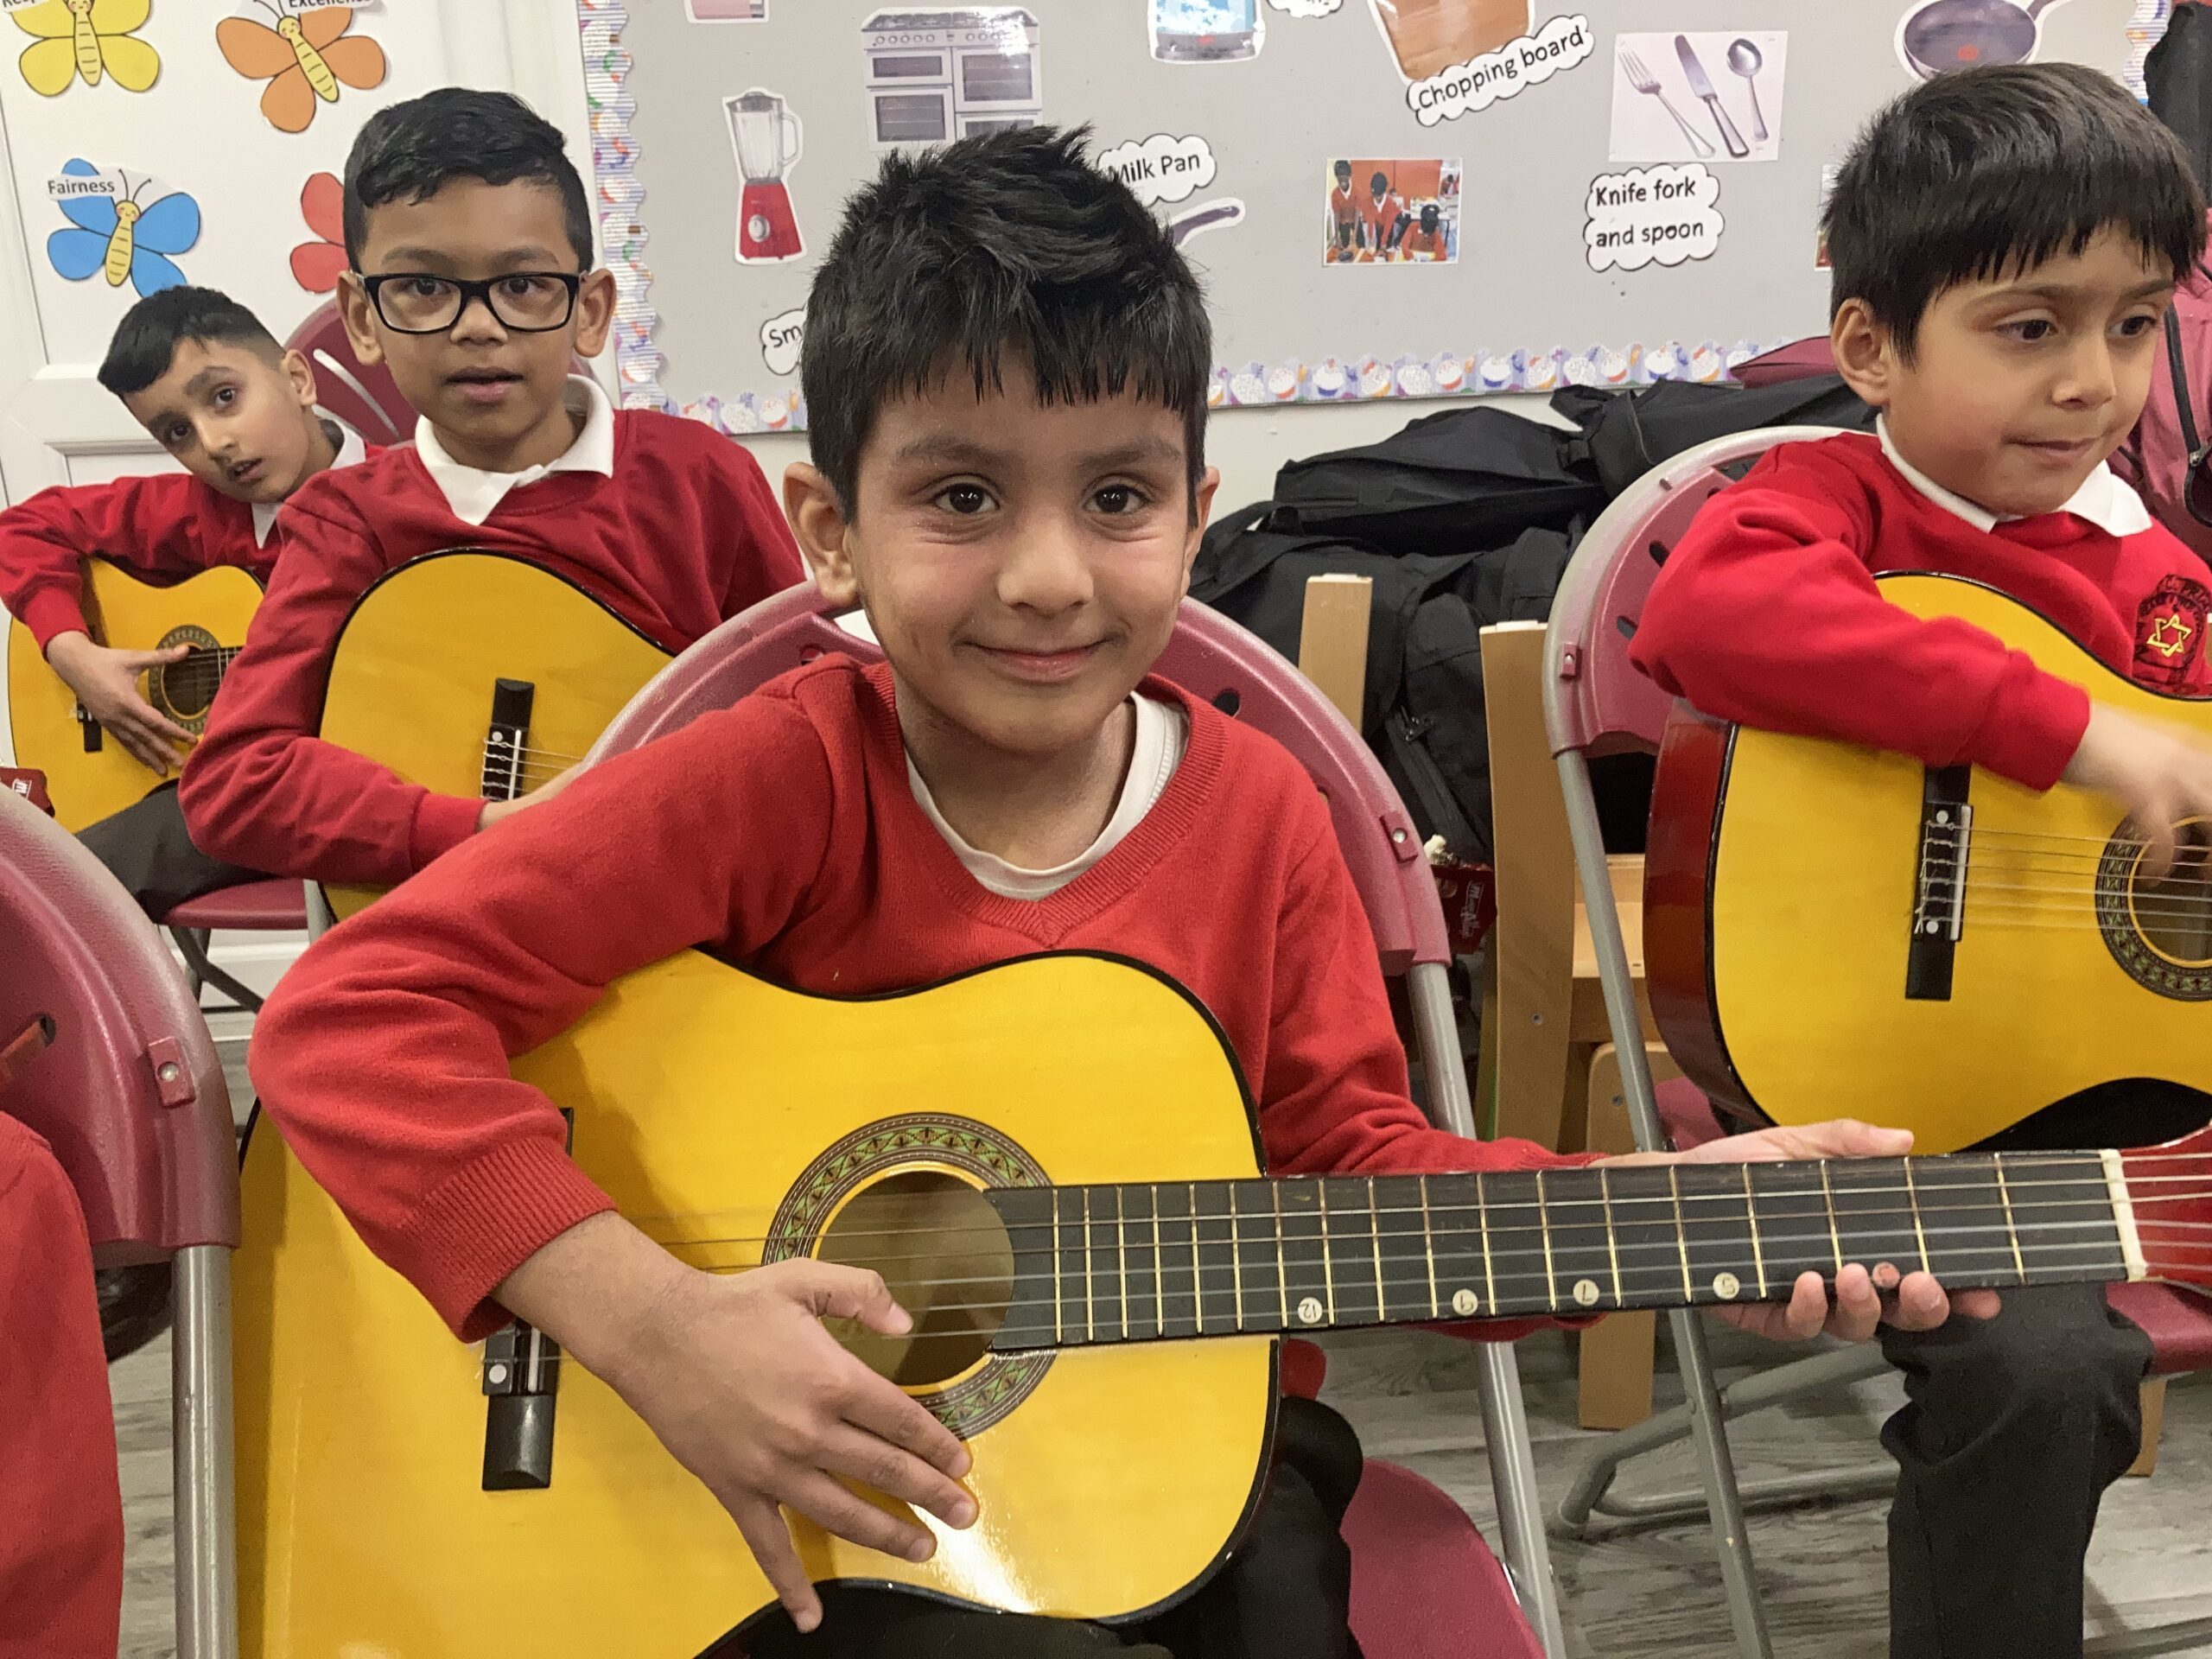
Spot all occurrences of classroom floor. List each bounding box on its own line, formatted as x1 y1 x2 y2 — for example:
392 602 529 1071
108 1045 2212 1657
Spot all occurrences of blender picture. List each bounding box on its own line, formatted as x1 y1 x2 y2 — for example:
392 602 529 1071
726 90 804 264
1151 0 1261 63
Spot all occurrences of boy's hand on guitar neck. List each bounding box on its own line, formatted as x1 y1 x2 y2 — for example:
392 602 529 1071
42 631 195 777
1609 1118 2003 1344
2063 703 2212 878
497 1212 976 1635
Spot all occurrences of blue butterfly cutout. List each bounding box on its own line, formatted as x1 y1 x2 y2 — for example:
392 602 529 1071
48 158 200 300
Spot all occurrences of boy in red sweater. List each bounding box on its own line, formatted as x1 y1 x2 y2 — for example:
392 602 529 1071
250 128 1978 1656
1 286 368 912
1632 64 2211 1659
181 89 802 887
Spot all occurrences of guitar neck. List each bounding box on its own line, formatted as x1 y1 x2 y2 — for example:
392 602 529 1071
988 1153 2139 1351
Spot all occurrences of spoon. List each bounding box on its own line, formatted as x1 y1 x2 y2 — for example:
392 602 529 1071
1727 37 1768 143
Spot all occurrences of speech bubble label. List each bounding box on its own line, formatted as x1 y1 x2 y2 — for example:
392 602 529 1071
1583 163 1723 273
1099 132 1219 207
1408 13 1592 127
760 307 805 376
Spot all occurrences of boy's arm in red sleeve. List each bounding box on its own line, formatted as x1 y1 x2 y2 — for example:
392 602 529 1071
179 501 487 883
247 695 836 1340
1628 459 2089 791
715 441 805 613
0 474 211 653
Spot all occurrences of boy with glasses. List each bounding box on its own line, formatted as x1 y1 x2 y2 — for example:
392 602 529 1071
181 88 802 888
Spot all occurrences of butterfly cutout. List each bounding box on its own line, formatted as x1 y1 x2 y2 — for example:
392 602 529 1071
48 159 199 299
13 0 160 97
290 171 346 293
216 3 385 135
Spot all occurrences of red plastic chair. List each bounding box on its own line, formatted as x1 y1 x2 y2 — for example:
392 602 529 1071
1729 336 1837 389
0 784 242 1657
591 582 1565 1657
1541 427 2212 1659
283 299 415 448
159 878 308 1016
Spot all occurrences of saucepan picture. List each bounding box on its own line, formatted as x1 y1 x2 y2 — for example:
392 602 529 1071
1897 0 2064 80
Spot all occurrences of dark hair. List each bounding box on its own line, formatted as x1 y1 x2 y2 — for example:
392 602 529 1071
343 88 594 269
1370 170 1389 193
97 285 280 396
1825 63 2206 356
1333 159 1351 179
802 124 1211 516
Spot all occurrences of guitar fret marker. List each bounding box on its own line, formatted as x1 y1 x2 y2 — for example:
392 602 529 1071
1713 1272 1741 1300
1298 1296 1324 1325
1573 1278 1599 1307
1451 1287 1478 1316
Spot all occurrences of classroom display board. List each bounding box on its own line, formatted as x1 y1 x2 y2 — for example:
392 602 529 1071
580 0 2170 434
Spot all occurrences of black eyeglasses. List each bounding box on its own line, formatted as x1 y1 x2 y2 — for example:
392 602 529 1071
359 271 582 335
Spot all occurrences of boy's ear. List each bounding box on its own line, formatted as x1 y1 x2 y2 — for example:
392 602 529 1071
784 461 859 604
1830 298 1895 410
335 271 385 368
1179 465 1221 596
281 347 318 410
573 268 617 361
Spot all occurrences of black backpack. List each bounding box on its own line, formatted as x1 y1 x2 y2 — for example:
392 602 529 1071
1192 377 1877 861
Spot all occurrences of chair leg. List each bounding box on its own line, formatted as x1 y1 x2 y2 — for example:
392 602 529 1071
172 1244 238 1659
2127 1376 2167 1478
168 925 264 1016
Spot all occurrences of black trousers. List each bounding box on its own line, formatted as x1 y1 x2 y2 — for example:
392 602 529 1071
730 1396 1366 1659
1877 1081 2199 1659
74 782 262 917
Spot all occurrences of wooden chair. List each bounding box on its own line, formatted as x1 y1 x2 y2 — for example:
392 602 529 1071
1474 618 1677 1428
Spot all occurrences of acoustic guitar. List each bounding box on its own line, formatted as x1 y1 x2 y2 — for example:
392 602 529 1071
1647 573 2212 1154
315 550 672 918
3 559 260 831
234 948 2207 1656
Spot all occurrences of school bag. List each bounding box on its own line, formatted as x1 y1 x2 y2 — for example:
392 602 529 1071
1192 377 1876 862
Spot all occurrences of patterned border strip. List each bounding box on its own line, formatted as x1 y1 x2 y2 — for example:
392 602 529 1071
2126 0 2172 101
579 0 669 411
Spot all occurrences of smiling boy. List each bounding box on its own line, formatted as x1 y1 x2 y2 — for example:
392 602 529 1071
0 286 369 913
250 127 1978 1657
1632 64 2212 1659
181 89 801 887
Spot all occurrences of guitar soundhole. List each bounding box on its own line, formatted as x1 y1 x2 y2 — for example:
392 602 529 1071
2096 817 2212 999
147 625 223 728
817 1170 1012 1388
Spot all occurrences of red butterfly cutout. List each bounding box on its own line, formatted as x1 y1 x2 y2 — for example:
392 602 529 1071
289 172 345 293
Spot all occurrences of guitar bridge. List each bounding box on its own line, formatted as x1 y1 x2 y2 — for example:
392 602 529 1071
481 1322 562 1491
482 678 536 804
1906 765 1972 1001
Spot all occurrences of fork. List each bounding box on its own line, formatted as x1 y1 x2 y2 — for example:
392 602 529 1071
1621 49 1714 158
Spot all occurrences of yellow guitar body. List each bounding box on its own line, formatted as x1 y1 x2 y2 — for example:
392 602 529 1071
1657 574 2212 1154
234 952 1274 1656
3 559 261 831
316 551 671 918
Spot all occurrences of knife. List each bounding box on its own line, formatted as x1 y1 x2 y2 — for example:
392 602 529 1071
1675 35 1749 159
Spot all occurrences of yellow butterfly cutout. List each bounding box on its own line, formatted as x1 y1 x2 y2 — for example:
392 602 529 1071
14 0 160 97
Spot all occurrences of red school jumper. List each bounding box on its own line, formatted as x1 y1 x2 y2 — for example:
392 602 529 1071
178 411 804 887
2 471 283 652
1630 431 2212 785
249 657 1588 1343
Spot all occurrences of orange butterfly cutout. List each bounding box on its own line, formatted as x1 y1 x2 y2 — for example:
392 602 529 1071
215 4 385 135
290 172 345 292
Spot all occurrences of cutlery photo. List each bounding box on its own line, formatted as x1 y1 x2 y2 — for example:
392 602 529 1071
1676 34 1749 158
1621 47 1713 159
1727 36 1768 143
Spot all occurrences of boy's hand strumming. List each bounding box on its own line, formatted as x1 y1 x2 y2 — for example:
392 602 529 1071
2062 703 2212 877
44 632 195 777
603 1255 977 1634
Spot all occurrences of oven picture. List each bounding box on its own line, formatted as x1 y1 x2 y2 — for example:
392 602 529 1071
862 10 1043 150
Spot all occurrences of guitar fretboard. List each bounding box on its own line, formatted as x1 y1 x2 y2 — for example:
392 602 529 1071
987 1154 2132 1351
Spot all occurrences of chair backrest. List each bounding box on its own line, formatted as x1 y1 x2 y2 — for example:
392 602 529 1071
283 299 416 448
1730 335 1839 389
0 789 238 1262
592 582 1452 972
1542 427 1844 760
